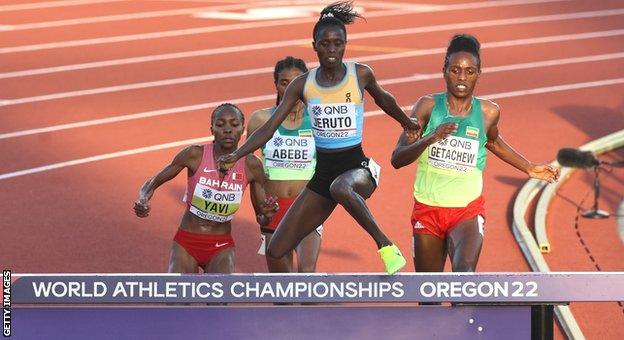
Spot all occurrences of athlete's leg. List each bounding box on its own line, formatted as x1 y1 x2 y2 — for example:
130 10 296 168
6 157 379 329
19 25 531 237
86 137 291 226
413 233 447 305
204 247 236 273
413 234 447 272
263 232 294 272
168 241 199 273
446 216 483 272
295 228 322 273
267 188 336 271
329 168 391 248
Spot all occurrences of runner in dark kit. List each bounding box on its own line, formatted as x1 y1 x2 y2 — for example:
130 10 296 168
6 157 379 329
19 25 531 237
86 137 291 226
218 2 419 274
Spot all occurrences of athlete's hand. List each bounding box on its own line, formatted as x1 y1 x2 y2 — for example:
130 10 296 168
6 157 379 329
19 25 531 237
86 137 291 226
133 197 151 218
259 196 279 219
431 122 458 143
528 164 560 183
403 117 421 143
216 152 238 173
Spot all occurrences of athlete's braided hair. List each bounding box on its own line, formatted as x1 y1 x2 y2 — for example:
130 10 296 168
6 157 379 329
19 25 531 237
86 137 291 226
444 34 481 71
211 103 244 125
273 56 308 105
312 1 363 42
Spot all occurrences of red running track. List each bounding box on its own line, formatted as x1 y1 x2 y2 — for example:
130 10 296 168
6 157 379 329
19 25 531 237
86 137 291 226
0 0 623 338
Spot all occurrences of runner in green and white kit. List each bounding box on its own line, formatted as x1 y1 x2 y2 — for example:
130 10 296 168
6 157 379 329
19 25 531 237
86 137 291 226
248 56 322 273
392 34 559 275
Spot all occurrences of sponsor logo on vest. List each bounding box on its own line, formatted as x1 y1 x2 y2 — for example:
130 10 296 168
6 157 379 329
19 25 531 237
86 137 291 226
345 92 352 103
273 136 284 147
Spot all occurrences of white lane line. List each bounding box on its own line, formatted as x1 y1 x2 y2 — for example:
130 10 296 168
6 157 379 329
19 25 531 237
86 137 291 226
0 94 274 140
1 28 623 106
1 50 622 140
0 0 124 12
1 77 622 181
0 136 214 180
378 51 624 85
0 0 322 31
0 0 580 54
0 0 567 31
1 7 621 80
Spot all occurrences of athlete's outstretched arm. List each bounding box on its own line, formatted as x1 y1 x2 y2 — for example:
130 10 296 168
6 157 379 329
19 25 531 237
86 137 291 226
245 154 278 225
483 102 560 183
357 63 419 134
133 145 201 217
217 76 307 171
391 96 457 168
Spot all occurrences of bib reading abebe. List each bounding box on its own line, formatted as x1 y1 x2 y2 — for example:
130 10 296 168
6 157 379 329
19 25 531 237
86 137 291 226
414 93 488 207
303 62 364 149
262 107 316 180
185 144 248 222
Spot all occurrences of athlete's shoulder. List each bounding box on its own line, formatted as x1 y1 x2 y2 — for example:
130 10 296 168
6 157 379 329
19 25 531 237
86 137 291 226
244 153 263 167
476 97 500 117
249 108 272 122
172 144 204 167
244 153 264 179
354 62 373 75
417 94 436 106
184 144 205 158
411 94 436 117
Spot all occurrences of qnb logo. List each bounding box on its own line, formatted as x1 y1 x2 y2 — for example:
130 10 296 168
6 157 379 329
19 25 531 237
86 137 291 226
202 188 213 199
438 138 449 146
273 136 284 147
312 105 322 116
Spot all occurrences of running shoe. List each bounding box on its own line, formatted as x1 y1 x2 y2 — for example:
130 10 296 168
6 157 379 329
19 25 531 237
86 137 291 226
378 244 406 275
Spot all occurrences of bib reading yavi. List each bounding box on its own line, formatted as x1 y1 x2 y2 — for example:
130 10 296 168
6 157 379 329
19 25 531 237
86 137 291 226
184 144 248 222
262 106 316 181
303 62 364 149
414 93 488 207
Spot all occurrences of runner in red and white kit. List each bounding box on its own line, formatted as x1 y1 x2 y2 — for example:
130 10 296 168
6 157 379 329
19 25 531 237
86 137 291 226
133 104 277 273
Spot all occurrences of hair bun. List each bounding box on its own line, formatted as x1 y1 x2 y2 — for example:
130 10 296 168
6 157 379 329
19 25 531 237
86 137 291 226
448 34 480 54
319 1 361 24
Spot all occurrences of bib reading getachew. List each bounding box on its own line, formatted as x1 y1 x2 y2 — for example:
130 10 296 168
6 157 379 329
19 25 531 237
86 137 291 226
414 93 488 207
262 107 316 180
428 135 479 172
303 61 364 149
185 144 248 222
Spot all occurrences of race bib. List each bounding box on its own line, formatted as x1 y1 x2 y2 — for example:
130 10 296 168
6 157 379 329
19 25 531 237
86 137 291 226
309 103 357 139
264 134 315 170
428 135 479 173
189 184 243 222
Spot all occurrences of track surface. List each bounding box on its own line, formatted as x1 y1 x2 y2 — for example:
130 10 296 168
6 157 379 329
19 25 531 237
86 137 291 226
1 0 623 338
